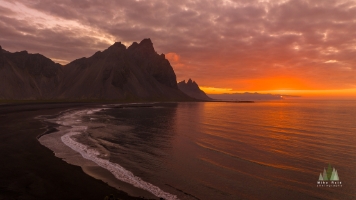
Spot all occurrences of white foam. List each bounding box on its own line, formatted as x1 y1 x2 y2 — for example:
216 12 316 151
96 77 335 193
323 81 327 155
62 131 178 200
47 107 179 200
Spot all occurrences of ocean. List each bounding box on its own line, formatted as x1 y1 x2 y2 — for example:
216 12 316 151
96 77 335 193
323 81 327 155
39 100 356 200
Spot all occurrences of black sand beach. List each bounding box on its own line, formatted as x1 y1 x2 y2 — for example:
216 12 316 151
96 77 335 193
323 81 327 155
0 103 142 200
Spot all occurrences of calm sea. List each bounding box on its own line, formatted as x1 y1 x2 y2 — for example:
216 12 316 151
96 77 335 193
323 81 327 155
39 100 356 200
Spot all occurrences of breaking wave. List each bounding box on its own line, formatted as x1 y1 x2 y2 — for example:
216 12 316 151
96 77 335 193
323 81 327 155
41 107 178 200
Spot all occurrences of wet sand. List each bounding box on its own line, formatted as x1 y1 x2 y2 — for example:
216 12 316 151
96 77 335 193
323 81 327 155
0 103 144 200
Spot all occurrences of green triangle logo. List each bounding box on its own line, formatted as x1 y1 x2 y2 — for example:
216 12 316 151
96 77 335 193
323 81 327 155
318 164 340 181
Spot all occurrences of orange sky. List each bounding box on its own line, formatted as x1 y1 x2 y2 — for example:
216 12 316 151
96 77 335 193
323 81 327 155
168 49 356 98
197 76 356 98
200 87 356 99
0 0 355 99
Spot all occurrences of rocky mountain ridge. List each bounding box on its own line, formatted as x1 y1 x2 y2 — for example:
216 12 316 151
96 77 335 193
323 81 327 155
177 79 212 101
0 39 191 101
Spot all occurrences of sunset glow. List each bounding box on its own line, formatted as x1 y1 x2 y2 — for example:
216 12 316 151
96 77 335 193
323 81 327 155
1 0 355 98
201 87 356 99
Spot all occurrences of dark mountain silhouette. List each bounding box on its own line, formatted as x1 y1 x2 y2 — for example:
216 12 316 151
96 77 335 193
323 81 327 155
0 39 191 101
178 79 212 101
0 45 63 99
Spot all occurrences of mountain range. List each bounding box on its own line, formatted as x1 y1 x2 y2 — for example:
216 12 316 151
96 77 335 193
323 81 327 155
0 39 195 101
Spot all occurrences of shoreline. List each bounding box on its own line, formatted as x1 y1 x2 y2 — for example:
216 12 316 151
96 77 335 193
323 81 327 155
0 103 146 200
38 106 168 200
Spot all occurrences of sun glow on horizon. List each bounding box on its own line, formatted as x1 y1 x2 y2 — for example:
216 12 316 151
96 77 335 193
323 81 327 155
199 87 234 94
200 86 356 99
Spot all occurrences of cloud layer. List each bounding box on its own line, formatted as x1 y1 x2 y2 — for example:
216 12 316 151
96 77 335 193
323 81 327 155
1 0 355 91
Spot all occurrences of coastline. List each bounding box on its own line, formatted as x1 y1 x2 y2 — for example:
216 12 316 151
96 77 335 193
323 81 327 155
38 105 175 200
0 103 145 200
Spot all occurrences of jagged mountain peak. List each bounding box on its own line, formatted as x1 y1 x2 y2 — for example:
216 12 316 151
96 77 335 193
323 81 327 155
105 42 127 53
58 38 186 100
113 41 125 47
128 38 155 54
181 79 199 88
187 78 198 86
128 42 139 49
0 39 192 101
178 79 212 101
140 38 153 45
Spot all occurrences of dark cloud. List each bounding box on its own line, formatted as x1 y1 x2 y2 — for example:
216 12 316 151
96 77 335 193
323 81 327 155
1 0 355 91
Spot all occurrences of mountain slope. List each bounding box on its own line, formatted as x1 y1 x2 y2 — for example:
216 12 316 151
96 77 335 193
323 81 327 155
0 39 191 101
0 45 63 100
178 79 212 101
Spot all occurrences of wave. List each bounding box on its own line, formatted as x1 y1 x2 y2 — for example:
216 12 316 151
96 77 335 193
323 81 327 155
42 107 178 200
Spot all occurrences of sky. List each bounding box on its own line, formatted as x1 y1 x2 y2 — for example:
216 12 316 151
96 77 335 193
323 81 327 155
0 0 355 98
